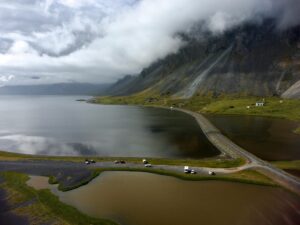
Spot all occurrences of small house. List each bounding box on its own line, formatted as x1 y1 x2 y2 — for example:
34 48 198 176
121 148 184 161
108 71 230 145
256 98 265 107
255 102 265 107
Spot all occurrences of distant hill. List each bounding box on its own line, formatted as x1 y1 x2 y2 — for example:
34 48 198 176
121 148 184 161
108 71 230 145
0 83 111 96
107 20 300 99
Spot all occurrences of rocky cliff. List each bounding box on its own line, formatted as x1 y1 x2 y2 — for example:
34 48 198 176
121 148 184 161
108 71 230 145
107 20 300 98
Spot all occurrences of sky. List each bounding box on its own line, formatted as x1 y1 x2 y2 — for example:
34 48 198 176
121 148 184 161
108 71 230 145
0 0 299 86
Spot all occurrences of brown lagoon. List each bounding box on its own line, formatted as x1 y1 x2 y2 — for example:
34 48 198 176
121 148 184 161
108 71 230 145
28 172 300 225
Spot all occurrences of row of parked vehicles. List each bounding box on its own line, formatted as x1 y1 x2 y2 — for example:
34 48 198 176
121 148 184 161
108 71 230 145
114 159 152 167
184 166 216 175
84 158 152 167
84 159 215 176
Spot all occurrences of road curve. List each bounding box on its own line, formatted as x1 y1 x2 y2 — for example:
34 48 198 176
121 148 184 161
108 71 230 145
171 107 300 195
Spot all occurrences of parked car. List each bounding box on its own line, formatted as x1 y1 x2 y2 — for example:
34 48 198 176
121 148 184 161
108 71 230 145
144 163 152 168
85 159 96 164
184 166 196 174
184 166 191 173
208 171 216 176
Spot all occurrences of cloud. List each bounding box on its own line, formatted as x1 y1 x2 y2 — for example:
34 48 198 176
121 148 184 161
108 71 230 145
0 0 299 85
0 75 15 83
0 75 15 86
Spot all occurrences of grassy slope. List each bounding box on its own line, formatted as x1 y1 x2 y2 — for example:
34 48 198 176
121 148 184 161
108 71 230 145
200 97 300 121
94 95 300 121
0 172 116 225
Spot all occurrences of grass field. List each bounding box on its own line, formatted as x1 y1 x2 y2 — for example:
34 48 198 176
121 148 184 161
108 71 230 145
94 95 300 121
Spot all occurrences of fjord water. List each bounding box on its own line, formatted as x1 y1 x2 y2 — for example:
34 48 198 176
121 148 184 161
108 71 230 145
29 172 300 225
0 95 218 158
207 115 300 161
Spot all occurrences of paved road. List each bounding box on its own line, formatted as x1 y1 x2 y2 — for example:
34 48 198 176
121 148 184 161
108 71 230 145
172 107 300 195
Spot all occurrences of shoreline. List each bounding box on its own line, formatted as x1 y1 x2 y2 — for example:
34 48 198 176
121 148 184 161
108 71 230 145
156 106 300 195
90 95 300 121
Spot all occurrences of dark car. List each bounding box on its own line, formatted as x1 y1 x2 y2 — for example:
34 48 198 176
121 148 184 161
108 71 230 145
85 159 96 165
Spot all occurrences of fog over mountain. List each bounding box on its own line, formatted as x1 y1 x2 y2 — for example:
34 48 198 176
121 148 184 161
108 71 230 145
0 0 300 87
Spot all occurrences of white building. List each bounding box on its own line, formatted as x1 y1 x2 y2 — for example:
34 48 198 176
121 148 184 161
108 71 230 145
255 102 265 107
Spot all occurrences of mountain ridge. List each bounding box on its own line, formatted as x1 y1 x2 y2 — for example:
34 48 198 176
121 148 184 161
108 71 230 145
106 20 300 99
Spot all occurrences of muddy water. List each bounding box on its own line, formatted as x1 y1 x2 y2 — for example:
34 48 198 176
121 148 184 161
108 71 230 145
207 115 300 161
27 172 300 225
26 176 52 190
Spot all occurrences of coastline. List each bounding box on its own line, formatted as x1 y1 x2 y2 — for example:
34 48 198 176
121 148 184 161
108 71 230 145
154 106 300 195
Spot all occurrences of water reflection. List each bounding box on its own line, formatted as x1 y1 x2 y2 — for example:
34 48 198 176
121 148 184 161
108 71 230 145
0 96 218 158
207 115 300 161
0 134 98 156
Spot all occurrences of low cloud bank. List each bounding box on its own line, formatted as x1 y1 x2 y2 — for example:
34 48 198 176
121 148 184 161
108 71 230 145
0 0 299 85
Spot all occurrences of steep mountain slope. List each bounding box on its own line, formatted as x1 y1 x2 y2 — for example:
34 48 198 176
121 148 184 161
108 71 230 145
282 80 300 99
107 21 300 98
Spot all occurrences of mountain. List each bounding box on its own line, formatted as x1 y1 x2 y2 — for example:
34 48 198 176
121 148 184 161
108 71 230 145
0 83 111 96
282 80 300 99
107 20 300 98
